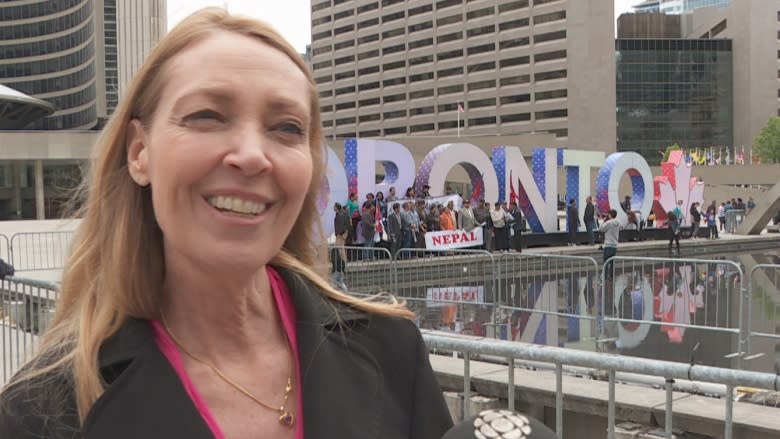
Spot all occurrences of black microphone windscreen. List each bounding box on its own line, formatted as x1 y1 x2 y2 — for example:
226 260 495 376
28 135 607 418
442 409 559 439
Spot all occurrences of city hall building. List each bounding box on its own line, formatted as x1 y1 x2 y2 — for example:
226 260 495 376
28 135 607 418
309 0 617 154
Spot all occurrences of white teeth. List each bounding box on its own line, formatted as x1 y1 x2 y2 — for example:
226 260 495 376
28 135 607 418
207 196 267 215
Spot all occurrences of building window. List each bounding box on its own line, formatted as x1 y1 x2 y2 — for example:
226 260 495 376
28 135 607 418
500 94 531 104
468 79 495 90
334 55 355 65
499 37 530 49
335 102 356 110
382 28 404 39
466 7 494 19
501 113 531 123
358 17 379 29
313 30 332 40
409 38 434 49
384 109 407 119
383 60 406 71
409 4 433 16
358 34 379 44
312 1 330 12
533 0 561 5
437 32 462 44
335 70 355 80
439 66 464 78
410 89 434 99
320 105 333 112
409 106 434 116
436 0 462 10
384 93 406 103
383 77 406 87
535 69 567 81
439 120 458 129
500 75 531 86
500 56 530 68
410 72 434 82
499 18 529 31
334 24 354 35
535 50 567 62
359 113 380 122
320 89 333 97
408 21 433 33
535 89 567 101
536 109 568 119
382 0 404 6
316 75 331 84
313 45 332 56
382 11 405 23
467 24 495 38
312 15 332 26
359 97 381 106
468 61 495 73
335 39 355 50
535 30 567 44
383 43 406 55
359 81 381 91
533 11 566 25
499 1 529 12
710 19 727 37
336 117 356 125
437 14 463 26
384 126 407 135
438 49 464 61
438 84 464 95
469 116 496 126
359 130 381 137
358 49 379 60
467 98 495 109
313 60 333 70
358 65 380 75
410 123 435 133
357 2 379 13
334 9 354 20
468 43 495 55
410 54 434 66
335 85 355 95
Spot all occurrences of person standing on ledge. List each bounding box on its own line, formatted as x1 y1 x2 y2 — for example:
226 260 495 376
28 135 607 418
668 211 682 255
583 196 597 245
567 198 580 247
599 209 621 280
0 8 452 439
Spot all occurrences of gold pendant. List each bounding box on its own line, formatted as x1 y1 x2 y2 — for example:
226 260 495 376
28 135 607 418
279 411 295 427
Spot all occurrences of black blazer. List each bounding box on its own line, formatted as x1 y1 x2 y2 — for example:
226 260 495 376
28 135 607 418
0 268 453 438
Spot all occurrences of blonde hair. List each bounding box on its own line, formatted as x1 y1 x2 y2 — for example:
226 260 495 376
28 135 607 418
3 8 411 424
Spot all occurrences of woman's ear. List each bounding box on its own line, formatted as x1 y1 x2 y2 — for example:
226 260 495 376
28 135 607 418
126 119 150 187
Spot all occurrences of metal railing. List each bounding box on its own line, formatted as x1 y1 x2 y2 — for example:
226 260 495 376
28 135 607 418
422 330 780 439
747 264 780 358
9 231 74 272
1 276 59 385
601 256 747 367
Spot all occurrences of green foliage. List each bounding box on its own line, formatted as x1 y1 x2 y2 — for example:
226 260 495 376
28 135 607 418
662 144 681 163
753 116 780 164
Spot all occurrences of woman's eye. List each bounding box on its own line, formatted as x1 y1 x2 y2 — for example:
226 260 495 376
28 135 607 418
188 110 223 121
277 122 304 136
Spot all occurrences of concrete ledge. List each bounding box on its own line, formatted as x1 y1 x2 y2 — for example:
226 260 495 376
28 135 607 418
431 354 780 438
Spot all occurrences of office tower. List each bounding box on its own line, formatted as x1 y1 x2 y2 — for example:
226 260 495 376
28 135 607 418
310 0 616 153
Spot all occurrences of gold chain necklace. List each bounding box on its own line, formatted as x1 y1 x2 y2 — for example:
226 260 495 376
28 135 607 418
160 313 295 428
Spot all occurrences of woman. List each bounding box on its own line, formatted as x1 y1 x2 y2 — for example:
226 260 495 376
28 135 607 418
375 190 387 218
667 211 681 254
490 202 508 251
0 9 452 439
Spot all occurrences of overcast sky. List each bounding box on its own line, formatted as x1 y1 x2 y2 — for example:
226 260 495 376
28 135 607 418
167 0 641 53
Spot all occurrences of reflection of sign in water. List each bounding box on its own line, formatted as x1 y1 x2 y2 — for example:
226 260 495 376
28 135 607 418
424 228 483 250
657 265 704 343
614 274 654 349
426 286 484 306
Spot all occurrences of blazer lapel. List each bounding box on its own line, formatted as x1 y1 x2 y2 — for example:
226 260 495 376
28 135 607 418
84 319 214 439
279 268 382 439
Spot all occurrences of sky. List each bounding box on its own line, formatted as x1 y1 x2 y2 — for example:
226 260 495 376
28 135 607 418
167 0 641 53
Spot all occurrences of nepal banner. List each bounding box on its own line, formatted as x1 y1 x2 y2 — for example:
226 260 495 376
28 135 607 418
424 228 483 250
425 286 485 305
319 139 704 237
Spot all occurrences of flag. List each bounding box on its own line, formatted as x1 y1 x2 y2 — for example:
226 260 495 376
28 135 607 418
509 171 518 204
470 176 483 203
457 102 465 113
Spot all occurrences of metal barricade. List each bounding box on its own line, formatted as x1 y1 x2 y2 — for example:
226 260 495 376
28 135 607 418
495 252 601 348
393 248 497 335
1 276 59 386
423 330 780 439
747 264 780 367
601 256 746 368
10 231 74 272
328 245 394 296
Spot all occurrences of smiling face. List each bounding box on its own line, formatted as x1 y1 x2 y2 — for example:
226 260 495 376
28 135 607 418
127 31 313 275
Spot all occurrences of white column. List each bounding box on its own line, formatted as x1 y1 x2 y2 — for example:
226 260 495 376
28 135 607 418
34 160 45 220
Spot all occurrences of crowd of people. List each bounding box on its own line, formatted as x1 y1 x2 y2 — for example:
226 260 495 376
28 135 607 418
333 185 527 259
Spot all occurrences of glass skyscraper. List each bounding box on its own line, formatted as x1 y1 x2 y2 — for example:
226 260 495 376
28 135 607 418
616 39 733 164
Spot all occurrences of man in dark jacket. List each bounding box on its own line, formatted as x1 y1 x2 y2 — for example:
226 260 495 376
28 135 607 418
387 202 403 257
361 202 376 260
583 196 597 245
508 201 524 252
333 202 349 261
567 198 580 246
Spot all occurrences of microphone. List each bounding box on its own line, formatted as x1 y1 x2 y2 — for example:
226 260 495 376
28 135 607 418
442 409 559 439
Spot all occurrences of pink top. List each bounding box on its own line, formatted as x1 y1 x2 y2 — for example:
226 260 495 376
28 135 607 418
151 266 304 439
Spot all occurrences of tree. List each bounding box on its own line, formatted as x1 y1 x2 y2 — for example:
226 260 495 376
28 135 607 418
753 116 780 164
